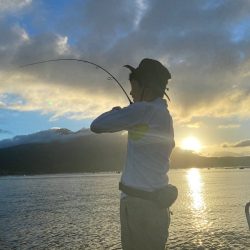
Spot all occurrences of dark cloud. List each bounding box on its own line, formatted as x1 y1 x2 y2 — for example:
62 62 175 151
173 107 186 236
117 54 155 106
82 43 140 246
223 139 250 148
1 0 250 119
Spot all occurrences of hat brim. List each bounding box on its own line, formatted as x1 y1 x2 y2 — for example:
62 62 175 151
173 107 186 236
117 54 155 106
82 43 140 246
123 65 136 72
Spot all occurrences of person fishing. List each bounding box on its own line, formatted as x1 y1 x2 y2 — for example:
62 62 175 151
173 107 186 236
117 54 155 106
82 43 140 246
91 58 176 250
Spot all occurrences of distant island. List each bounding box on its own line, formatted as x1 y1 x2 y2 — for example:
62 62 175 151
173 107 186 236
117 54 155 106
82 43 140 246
0 128 250 175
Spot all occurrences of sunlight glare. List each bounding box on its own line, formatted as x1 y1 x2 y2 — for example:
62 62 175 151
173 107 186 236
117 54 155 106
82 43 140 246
181 136 202 153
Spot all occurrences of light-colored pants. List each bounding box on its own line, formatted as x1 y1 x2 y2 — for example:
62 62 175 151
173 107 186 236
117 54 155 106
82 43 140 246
120 196 170 250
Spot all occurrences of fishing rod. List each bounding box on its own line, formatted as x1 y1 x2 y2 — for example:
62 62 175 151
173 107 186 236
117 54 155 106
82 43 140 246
246 201 250 229
19 58 133 104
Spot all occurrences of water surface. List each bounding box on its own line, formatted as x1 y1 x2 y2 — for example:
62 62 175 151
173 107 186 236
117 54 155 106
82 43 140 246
0 168 250 249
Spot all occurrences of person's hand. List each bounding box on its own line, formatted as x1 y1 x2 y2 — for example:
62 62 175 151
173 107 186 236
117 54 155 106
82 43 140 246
112 106 122 111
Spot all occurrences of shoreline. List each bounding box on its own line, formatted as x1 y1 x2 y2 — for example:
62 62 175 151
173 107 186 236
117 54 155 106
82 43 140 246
1 166 250 177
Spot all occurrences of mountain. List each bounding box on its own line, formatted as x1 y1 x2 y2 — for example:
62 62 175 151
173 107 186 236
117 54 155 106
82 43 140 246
0 128 91 149
0 129 250 175
0 129 127 175
170 148 250 169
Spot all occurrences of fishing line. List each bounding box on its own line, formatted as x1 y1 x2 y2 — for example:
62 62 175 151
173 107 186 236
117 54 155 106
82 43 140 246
19 58 133 104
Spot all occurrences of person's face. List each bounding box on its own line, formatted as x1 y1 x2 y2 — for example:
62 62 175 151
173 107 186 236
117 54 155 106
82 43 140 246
130 79 143 102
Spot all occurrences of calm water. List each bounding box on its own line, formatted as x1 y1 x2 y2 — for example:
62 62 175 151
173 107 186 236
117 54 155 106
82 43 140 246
0 168 250 249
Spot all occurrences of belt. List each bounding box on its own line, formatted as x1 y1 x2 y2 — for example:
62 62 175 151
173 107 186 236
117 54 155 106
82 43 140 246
119 182 155 201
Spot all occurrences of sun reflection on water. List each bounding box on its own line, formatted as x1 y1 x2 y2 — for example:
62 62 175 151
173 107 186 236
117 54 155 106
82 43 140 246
187 168 205 211
186 168 209 246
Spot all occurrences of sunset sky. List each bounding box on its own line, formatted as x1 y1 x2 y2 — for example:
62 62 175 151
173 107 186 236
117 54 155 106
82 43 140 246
0 0 250 156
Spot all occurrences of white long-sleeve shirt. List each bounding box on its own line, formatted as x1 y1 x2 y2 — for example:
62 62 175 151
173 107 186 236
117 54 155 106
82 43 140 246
91 97 175 192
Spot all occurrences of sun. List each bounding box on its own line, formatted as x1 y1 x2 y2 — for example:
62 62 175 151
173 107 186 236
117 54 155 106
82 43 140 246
181 136 202 153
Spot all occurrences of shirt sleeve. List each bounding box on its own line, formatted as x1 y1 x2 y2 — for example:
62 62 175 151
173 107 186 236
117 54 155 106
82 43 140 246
90 103 147 133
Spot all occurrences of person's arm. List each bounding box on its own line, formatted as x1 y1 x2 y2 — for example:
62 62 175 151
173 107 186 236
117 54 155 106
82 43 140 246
90 103 147 133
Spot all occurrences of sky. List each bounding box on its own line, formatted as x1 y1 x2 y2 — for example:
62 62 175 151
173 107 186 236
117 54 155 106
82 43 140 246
0 0 250 156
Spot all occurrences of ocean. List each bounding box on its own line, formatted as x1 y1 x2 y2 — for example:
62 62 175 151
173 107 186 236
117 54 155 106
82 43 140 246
0 168 250 249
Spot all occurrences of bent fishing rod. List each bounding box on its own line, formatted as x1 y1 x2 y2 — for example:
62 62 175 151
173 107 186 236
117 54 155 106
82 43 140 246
19 58 133 104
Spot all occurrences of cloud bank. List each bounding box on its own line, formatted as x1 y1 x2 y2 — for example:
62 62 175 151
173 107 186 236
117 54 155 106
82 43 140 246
0 0 250 124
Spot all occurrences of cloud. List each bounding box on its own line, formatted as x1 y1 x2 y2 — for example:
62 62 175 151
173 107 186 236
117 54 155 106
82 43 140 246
0 0 32 14
0 100 5 108
223 140 250 148
0 0 250 123
0 72 125 120
218 124 241 129
186 123 202 129
200 141 250 157
0 129 12 134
